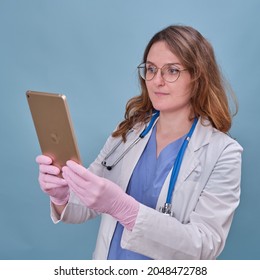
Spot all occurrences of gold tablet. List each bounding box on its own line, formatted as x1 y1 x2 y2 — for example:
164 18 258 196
26 90 81 170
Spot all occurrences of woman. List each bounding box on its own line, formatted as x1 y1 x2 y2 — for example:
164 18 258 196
36 25 243 259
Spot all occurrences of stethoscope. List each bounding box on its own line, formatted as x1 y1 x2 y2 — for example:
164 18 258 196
101 111 198 216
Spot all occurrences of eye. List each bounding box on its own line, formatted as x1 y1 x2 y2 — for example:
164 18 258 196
166 66 180 75
146 64 157 74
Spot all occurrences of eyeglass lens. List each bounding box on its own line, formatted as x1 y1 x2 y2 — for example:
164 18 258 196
138 63 182 83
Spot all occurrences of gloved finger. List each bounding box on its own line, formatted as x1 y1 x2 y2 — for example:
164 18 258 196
39 164 61 176
44 183 68 191
39 173 67 186
62 166 88 193
36 155 53 165
66 160 98 183
62 169 85 198
63 168 105 212
40 181 66 191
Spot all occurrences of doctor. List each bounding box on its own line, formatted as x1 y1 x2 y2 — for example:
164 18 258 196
36 25 243 259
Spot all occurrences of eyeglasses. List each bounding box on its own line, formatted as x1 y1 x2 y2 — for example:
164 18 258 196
138 62 188 83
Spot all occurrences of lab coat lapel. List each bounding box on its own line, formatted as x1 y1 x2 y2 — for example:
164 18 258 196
177 146 199 182
156 118 213 209
175 118 213 185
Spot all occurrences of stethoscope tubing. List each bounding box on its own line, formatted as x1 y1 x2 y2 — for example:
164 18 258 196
107 137 142 170
166 118 198 204
101 111 159 170
101 111 198 215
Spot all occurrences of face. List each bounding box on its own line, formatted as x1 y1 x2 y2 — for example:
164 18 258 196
145 41 192 116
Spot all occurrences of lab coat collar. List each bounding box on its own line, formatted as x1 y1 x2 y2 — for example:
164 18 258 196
176 118 213 181
132 116 213 152
190 118 214 151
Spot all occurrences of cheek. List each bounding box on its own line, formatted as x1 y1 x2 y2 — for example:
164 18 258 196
145 82 153 98
171 80 192 97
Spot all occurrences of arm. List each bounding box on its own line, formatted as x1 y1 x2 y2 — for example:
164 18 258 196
62 160 139 230
51 133 119 224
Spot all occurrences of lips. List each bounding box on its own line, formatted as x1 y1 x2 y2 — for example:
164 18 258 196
154 92 169 96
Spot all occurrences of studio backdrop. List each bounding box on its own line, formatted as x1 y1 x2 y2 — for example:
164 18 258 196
0 0 259 259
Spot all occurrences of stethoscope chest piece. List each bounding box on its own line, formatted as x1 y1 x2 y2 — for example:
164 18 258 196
159 203 174 216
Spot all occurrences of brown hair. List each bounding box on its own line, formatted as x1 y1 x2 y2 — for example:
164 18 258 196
112 25 238 141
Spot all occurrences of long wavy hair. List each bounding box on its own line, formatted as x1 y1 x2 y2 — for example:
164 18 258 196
112 25 238 141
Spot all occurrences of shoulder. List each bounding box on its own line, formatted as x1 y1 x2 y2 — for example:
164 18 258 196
188 119 243 184
193 117 243 153
211 125 243 156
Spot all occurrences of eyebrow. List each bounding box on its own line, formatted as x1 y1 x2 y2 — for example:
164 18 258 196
146 60 182 67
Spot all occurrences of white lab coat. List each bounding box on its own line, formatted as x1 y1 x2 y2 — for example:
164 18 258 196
52 117 243 259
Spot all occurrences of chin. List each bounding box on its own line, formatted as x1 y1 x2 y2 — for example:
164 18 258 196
152 104 173 112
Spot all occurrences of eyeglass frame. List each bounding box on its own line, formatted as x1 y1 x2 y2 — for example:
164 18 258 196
137 62 188 83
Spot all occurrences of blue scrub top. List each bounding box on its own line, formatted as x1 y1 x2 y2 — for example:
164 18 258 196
107 124 186 260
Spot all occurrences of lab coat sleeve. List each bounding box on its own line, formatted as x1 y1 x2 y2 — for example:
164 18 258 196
121 140 243 259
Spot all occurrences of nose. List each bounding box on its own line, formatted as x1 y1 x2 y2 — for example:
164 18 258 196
153 68 165 86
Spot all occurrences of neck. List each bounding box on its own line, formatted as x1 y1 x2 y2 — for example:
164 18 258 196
156 110 193 139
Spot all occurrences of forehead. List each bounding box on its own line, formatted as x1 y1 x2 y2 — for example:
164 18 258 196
146 41 182 66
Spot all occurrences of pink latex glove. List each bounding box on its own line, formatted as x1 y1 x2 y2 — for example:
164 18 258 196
62 160 139 231
36 155 70 205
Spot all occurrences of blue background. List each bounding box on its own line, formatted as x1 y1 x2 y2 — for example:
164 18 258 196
0 0 259 259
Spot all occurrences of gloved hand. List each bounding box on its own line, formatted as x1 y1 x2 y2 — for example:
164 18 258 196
62 160 139 231
36 155 70 205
